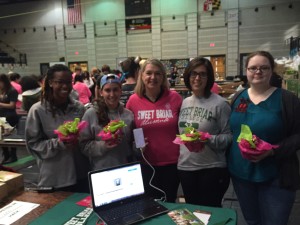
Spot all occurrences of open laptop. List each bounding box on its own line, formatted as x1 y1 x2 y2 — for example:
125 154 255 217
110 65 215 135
3 116 26 142
88 162 169 225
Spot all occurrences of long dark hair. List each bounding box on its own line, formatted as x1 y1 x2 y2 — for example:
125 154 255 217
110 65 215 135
0 74 12 93
42 64 72 117
183 57 214 98
95 97 110 126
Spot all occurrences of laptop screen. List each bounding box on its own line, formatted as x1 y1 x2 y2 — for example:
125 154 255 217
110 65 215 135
90 163 145 207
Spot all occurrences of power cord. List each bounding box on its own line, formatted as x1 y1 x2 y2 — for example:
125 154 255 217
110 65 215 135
139 148 167 202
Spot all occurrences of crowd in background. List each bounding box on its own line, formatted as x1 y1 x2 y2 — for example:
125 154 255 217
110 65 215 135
0 51 299 225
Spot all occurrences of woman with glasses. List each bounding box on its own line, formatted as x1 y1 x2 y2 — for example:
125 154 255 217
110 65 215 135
80 74 134 170
228 51 300 225
25 64 89 192
177 57 231 207
126 58 182 202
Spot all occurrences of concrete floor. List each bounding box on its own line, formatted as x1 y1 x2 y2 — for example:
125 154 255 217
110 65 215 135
3 146 300 225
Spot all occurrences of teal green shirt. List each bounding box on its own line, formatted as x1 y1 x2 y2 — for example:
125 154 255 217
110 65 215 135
228 88 283 182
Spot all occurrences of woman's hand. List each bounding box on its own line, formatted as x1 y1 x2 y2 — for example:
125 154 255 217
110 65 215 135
250 149 274 163
104 139 121 149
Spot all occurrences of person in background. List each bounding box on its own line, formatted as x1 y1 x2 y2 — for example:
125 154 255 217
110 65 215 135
228 51 300 225
119 56 141 106
82 71 94 97
90 67 101 82
80 74 134 170
72 66 82 81
9 72 22 109
90 67 101 99
73 74 92 105
126 58 182 202
0 74 19 164
211 82 220 94
178 57 231 207
95 64 111 100
19 75 42 111
25 64 89 192
82 71 94 88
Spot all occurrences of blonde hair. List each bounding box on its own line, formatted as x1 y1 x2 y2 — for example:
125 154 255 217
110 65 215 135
134 58 169 97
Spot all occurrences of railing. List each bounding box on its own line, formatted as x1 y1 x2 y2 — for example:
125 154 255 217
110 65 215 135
0 40 27 65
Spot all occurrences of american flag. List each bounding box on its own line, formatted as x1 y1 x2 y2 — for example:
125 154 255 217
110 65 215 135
67 0 82 24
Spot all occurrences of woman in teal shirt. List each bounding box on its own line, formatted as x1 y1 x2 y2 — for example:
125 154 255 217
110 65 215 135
228 51 300 225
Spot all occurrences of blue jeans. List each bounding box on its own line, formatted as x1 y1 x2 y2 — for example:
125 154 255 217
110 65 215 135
232 176 295 225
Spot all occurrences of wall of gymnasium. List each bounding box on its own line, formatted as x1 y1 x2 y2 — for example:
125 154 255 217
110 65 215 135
0 0 299 76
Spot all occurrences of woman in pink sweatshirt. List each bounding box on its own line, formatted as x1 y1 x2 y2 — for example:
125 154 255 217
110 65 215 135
73 74 92 105
127 58 182 202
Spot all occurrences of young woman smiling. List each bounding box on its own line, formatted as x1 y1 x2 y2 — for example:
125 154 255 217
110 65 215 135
80 74 134 170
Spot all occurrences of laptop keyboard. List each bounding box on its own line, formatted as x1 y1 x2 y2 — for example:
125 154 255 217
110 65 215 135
100 198 162 222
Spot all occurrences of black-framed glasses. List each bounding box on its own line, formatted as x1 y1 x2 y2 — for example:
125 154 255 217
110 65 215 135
247 66 271 74
190 71 208 79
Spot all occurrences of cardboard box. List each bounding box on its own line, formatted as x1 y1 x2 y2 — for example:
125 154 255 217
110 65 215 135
0 182 8 201
0 171 24 195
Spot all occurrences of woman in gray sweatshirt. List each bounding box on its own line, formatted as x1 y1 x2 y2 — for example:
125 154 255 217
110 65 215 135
25 64 89 192
80 74 134 170
177 57 232 207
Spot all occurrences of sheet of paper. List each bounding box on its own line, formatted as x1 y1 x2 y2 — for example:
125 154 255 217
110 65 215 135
193 211 211 225
0 200 39 225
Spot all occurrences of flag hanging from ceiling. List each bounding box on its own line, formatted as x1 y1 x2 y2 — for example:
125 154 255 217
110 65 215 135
67 0 82 24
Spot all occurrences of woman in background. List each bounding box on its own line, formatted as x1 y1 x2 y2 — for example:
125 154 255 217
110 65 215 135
178 57 231 207
126 58 182 202
0 74 19 164
228 51 300 225
25 64 89 192
120 56 141 106
73 74 92 105
9 72 22 109
19 75 42 111
80 74 134 170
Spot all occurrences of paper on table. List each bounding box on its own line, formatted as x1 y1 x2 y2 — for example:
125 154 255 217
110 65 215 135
0 200 39 225
193 210 211 225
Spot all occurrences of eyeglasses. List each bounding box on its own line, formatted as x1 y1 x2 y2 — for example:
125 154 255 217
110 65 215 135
247 66 271 74
190 71 208 79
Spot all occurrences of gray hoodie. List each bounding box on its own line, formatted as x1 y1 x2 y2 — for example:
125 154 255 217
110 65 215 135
80 103 134 170
178 93 232 171
25 98 88 188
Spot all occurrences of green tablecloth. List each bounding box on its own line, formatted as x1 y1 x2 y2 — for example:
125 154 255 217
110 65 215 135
29 193 236 225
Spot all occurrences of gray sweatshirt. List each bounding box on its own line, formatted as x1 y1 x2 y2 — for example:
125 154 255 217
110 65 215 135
25 98 88 188
178 93 232 171
80 103 134 170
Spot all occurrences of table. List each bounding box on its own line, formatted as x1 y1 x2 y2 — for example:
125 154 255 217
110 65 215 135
0 191 72 225
6 192 235 225
0 140 26 147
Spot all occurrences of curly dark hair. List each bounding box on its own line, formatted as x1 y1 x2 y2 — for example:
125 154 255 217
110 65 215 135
42 64 72 117
183 57 215 98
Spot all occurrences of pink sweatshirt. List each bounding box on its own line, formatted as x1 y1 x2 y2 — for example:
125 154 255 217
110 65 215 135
11 81 22 108
73 82 91 105
127 90 182 166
